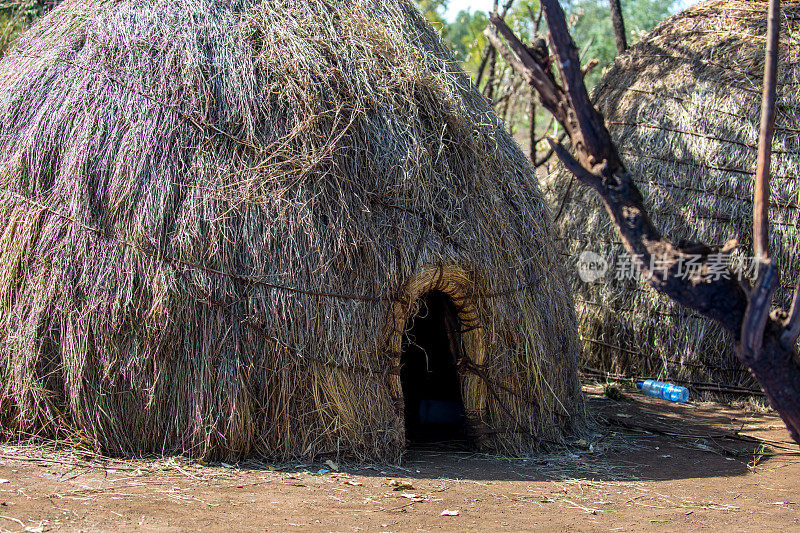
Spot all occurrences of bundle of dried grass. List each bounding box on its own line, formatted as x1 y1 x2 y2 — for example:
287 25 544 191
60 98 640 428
544 0 800 398
0 0 584 461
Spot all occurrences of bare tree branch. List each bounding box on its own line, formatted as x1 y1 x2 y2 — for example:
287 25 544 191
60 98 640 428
742 0 781 373
528 2 544 162
582 58 599 77
475 0 515 87
741 263 778 357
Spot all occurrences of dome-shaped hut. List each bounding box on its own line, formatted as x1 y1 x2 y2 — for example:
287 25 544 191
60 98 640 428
0 0 584 461
544 0 800 397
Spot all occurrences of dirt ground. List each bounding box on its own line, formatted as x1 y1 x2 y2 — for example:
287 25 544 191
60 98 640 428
0 385 797 532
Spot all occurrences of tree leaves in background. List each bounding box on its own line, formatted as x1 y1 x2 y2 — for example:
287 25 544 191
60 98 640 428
0 0 61 56
416 0 677 160
429 0 677 89
567 0 677 87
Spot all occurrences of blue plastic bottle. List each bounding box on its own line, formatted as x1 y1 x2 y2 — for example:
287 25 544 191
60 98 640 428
637 380 689 403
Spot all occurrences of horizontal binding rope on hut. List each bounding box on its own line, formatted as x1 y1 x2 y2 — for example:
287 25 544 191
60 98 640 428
3 190 541 302
8 188 565 442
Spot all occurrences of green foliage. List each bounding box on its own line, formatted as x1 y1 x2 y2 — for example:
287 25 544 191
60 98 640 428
0 1 59 56
567 0 677 86
0 13 25 56
416 0 676 88
604 382 632 401
413 0 677 159
446 9 489 74
417 0 449 34
445 0 542 76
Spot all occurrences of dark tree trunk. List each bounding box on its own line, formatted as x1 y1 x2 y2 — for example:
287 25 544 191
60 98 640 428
475 45 494 87
609 0 628 54
482 0 501 101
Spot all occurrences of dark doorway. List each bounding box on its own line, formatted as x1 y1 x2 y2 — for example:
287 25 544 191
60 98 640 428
400 291 467 444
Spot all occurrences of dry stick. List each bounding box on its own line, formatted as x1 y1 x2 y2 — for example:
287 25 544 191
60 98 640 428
603 416 800 456
475 0 515 87
0 454 140 471
0 515 26 529
741 0 781 363
578 36 597 72
489 0 800 445
754 0 779 262
528 3 543 162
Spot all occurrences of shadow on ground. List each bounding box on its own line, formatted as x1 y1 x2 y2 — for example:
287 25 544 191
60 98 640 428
210 384 796 484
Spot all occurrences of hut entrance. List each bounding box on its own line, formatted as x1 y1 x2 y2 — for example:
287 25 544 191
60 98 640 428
400 291 467 444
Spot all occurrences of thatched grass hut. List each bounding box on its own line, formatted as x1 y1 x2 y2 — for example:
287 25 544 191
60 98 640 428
544 0 800 397
0 0 584 461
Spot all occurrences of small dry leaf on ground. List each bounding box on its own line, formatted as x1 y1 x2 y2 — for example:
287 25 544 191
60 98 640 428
388 480 414 491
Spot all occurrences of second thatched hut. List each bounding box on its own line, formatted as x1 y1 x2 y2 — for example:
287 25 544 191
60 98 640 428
544 0 800 397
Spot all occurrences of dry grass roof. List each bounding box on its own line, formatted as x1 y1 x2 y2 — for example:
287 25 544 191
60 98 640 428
0 0 584 461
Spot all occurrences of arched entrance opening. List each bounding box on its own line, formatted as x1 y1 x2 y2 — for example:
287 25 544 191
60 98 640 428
400 291 467 443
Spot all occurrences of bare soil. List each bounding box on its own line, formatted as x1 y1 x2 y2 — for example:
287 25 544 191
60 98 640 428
0 385 797 532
